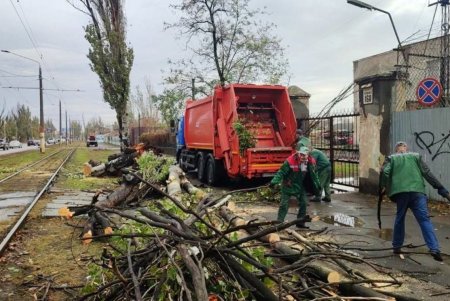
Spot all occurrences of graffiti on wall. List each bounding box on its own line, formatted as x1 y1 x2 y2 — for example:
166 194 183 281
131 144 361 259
414 130 450 161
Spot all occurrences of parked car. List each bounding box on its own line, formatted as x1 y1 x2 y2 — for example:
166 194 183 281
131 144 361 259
47 138 56 144
86 135 98 147
9 140 22 148
0 138 9 150
27 139 38 146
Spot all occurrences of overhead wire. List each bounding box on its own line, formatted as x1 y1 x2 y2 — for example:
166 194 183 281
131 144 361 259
305 82 355 135
9 0 64 101
0 73 34 108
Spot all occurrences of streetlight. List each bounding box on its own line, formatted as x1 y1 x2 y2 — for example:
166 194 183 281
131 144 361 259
1 50 45 153
347 0 407 63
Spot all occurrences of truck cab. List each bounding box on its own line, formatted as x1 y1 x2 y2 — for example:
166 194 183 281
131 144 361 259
86 135 98 147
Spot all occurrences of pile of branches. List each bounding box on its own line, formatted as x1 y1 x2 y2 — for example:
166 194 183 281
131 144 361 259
61 154 407 300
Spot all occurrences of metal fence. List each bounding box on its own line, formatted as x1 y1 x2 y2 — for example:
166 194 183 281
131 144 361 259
391 107 450 200
301 112 360 188
394 36 449 111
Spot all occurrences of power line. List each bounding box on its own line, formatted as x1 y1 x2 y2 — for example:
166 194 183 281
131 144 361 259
2 86 84 92
0 68 36 77
8 0 40 61
9 0 62 93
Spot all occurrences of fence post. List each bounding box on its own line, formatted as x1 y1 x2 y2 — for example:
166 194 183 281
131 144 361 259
329 116 335 182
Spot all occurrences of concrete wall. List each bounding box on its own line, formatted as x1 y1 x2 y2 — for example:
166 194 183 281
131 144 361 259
353 35 447 194
353 56 396 193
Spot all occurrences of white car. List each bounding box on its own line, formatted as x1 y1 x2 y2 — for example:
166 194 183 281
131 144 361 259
9 140 22 148
47 138 56 144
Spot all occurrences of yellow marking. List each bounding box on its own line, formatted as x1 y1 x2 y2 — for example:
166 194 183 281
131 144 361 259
249 163 282 168
189 145 214 150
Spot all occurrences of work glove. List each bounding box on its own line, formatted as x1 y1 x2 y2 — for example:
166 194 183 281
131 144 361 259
438 187 450 200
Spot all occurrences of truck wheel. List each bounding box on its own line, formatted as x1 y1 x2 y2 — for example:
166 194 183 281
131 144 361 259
197 152 206 181
206 157 217 186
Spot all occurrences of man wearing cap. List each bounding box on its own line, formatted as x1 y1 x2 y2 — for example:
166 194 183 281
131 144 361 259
296 136 332 202
270 144 321 228
381 141 450 261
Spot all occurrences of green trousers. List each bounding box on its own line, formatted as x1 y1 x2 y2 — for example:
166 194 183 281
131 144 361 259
277 191 306 222
315 167 331 199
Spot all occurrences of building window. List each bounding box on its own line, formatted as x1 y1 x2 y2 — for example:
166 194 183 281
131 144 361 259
361 84 373 104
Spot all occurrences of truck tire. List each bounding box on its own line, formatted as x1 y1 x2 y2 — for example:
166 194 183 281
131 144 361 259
206 157 217 186
197 152 206 181
206 155 227 186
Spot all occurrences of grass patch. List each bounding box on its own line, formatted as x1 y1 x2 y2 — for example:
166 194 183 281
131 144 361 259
0 147 60 177
56 147 119 191
334 161 358 178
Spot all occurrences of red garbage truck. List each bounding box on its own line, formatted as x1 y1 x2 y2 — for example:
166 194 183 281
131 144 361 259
178 83 297 185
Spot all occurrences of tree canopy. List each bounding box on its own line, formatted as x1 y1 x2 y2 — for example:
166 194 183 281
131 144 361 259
77 0 134 147
153 0 289 123
165 0 289 93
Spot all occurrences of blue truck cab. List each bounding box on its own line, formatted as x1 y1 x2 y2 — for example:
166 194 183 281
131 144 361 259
176 116 185 162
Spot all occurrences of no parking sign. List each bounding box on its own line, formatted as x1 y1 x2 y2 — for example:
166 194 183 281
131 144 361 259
416 77 442 106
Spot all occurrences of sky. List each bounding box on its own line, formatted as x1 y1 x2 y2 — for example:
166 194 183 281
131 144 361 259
0 0 443 127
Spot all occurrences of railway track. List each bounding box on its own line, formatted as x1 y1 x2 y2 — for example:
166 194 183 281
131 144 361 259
0 147 76 255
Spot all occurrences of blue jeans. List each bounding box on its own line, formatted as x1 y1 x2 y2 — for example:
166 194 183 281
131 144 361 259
392 192 440 252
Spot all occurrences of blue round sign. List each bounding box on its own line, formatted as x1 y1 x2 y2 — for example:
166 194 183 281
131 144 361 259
416 77 442 106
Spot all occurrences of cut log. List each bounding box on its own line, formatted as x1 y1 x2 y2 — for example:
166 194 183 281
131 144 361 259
167 165 183 198
177 244 209 301
95 183 135 209
81 215 96 245
220 207 394 301
327 271 341 284
180 174 205 200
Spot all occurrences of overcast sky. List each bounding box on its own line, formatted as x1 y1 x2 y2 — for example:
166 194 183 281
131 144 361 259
0 0 442 126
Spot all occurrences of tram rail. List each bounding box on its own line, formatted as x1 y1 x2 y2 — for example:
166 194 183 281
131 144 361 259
0 148 76 255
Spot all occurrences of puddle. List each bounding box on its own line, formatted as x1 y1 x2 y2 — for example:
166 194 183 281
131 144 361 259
368 228 394 241
321 213 364 227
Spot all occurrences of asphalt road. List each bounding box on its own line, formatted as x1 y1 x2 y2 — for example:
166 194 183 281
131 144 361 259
0 143 36 155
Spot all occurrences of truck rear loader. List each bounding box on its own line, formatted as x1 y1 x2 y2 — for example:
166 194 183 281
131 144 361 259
178 83 297 185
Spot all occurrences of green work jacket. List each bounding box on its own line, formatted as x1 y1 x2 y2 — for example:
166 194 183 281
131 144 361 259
271 153 321 195
381 152 444 197
310 149 331 172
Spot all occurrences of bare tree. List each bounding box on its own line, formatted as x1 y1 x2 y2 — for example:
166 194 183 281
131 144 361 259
165 0 289 93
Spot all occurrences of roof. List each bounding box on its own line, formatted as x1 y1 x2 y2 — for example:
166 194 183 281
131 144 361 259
288 85 310 98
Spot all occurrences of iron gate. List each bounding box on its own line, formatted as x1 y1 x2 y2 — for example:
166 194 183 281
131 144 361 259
300 112 360 188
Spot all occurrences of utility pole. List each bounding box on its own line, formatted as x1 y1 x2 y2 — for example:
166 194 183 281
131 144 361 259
59 100 62 144
39 66 45 152
66 110 70 145
1 50 45 153
65 110 68 144
138 112 141 140
430 0 450 106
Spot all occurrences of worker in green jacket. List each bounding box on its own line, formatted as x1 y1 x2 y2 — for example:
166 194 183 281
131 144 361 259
381 141 450 261
310 149 331 202
270 145 321 228
296 135 332 202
